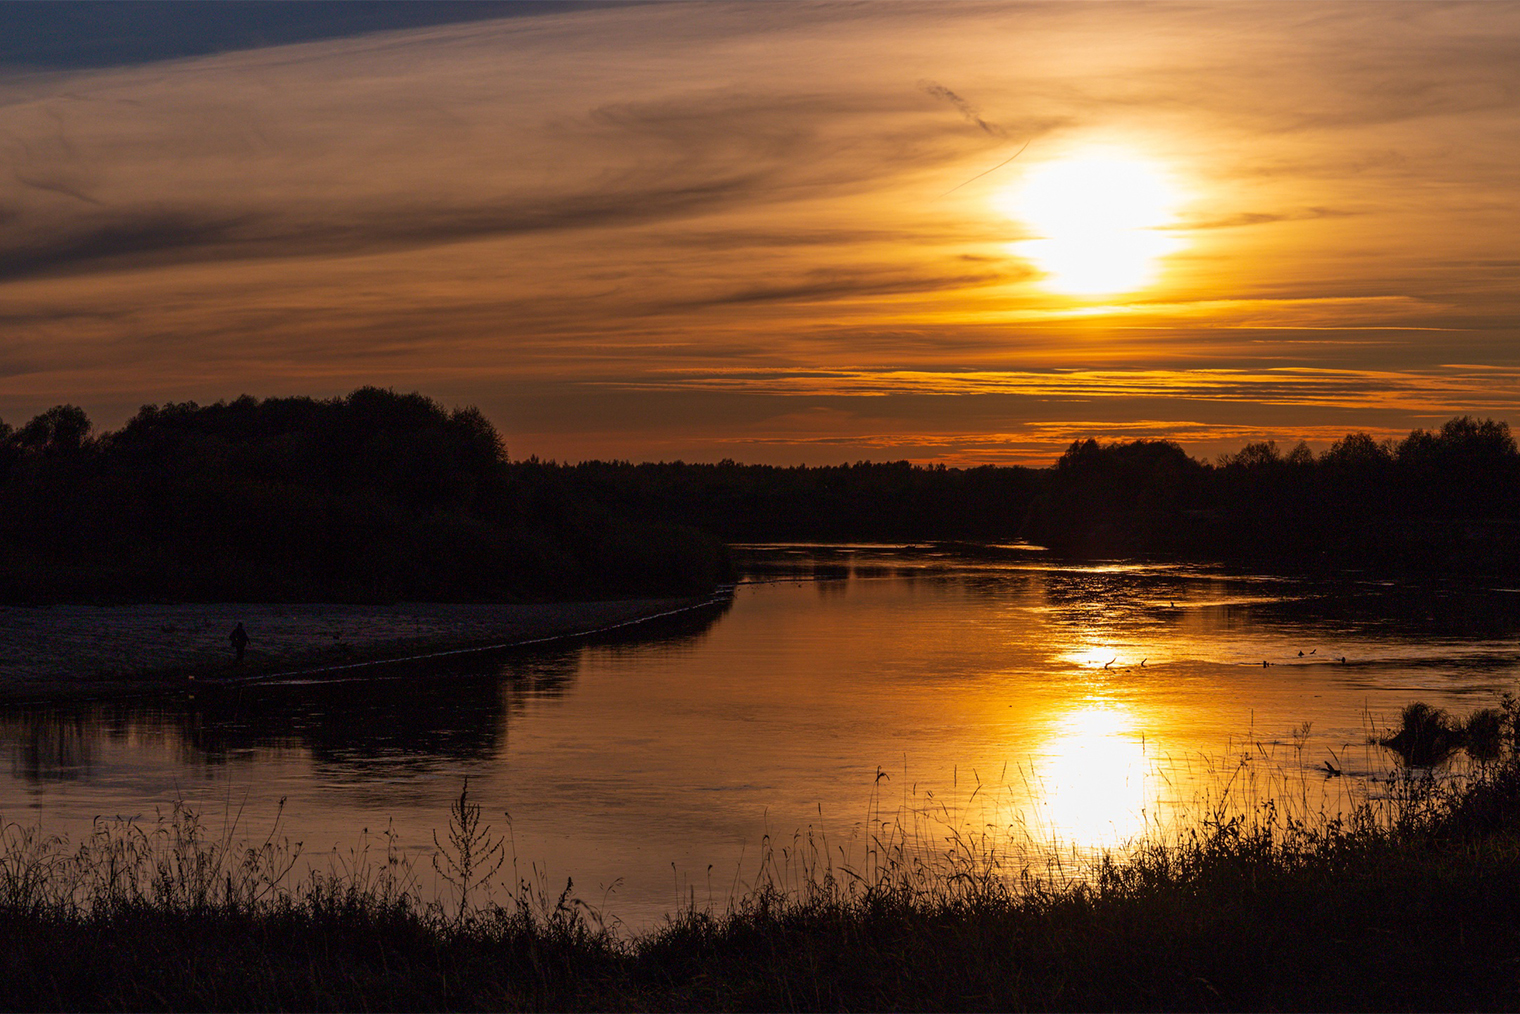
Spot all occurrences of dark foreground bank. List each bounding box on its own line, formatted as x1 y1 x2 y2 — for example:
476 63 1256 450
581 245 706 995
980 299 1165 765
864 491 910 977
3 705 1520 1012
0 594 722 700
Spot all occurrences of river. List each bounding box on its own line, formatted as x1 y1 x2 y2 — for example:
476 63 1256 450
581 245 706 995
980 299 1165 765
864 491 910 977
3 544 1518 927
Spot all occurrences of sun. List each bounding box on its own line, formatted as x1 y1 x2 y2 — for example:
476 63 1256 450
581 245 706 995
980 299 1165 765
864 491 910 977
998 148 1184 296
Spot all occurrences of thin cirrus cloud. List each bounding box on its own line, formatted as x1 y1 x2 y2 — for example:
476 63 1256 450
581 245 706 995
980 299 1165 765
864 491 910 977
0 2 1517 464
600 366 1520 415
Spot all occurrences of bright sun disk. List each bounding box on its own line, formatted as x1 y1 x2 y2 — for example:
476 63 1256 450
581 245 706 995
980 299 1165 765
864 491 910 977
999 149 1184 296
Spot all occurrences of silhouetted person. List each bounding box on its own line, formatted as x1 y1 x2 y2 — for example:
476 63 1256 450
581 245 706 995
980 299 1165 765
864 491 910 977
230 622 250 663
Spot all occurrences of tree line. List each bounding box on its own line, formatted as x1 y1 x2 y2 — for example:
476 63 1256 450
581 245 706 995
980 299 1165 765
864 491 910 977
0 389 727 603
1024 417 1520 572
1 389 1515 603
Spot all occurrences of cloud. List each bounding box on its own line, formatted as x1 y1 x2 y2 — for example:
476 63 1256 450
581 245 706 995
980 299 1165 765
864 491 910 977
0 176 782 281
0 69 970 281
0 210 245 280
663 268 1012 310
919 80 1005 137
1169 207 1359 231
0 2 1516 462
585 365 1520 416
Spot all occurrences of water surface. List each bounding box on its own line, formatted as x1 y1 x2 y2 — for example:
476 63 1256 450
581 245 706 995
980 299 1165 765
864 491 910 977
4 546 1519 925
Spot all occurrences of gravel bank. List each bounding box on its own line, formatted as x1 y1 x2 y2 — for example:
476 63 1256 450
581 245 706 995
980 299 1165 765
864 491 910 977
0 597 707 699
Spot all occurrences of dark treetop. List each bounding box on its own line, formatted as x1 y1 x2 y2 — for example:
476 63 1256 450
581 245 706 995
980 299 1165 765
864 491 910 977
2 389 1515 604
0 388 726 604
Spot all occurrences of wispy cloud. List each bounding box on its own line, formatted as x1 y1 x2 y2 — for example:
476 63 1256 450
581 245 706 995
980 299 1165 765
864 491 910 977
0 2 1516 463
1167 207 1359 232
919 80 1005 137
587 365 1520 414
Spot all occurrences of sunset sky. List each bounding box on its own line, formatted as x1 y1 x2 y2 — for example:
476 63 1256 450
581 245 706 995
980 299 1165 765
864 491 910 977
2 1 1518 465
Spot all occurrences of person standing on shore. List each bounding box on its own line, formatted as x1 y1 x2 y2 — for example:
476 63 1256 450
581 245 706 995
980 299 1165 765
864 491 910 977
230 622 250 663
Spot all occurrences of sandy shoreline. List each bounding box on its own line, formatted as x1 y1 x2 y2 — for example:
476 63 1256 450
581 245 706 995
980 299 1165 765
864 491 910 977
0 596 714 700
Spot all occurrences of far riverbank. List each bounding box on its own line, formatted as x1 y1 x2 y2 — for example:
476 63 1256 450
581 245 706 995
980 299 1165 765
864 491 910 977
0 594 725 700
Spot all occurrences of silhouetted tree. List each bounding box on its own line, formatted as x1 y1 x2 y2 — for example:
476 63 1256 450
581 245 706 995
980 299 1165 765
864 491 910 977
1 396 1516 601
1322 431 1392 471
1023 419 1518 573
0 390 723 603
1024 439 1207 555
14 405 91 455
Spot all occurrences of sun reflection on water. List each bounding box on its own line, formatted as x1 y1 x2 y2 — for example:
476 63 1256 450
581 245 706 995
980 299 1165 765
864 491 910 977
1027 702 1152 846
1065 642 1127 670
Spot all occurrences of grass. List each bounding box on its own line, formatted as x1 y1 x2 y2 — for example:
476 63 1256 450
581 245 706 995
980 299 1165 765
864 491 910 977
4 707 1520 1011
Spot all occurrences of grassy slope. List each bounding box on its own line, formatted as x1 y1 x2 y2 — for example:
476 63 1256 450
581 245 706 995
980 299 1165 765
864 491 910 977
3 760 1520 1011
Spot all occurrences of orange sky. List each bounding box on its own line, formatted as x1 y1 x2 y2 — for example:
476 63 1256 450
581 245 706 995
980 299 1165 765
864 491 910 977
2 2 1518 464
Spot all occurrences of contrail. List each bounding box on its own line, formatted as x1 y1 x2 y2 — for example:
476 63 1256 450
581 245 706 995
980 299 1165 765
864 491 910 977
941 137 1032 198
920 80 1004 137
919 79 1030 197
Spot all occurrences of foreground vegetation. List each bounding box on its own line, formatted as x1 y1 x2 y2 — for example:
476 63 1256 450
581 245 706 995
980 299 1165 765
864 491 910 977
3 703 1520 1011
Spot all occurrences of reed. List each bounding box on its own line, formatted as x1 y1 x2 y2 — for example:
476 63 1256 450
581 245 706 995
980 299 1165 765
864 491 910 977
2 703 1519 1011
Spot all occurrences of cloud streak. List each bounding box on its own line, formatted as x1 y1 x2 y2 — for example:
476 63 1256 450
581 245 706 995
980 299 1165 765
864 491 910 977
920 80 1005 137
0 2 1517 463
0 175 784 281
589 365 1520 414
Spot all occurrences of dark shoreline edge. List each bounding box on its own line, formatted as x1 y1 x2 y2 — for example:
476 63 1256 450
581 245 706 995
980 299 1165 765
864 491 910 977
243 588 736 685
0 587 735 705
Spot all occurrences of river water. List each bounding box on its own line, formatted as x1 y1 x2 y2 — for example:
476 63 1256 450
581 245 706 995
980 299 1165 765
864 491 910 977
3 545 1519 927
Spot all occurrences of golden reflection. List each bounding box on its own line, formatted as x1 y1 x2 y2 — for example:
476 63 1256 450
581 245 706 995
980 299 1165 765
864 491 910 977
1064 642 1128 670
999 147 1185 296
1031 702 1151 845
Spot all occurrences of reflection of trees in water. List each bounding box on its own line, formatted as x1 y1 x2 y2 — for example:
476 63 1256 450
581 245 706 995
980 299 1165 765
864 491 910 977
0 701 173 782
959 571 1035 600
815 578 848 598
549 595 732 666
1273 583 1520 639
1033 571 1183 635
743 546 1520 648
0 598 731 781
189 670 517 768
2 708 95 782
0 663 532 781
1025 566 1520 645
